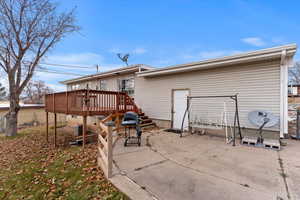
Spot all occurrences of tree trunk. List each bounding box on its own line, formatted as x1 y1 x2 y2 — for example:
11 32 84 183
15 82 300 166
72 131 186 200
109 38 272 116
5 111 18 137
5 88 20 137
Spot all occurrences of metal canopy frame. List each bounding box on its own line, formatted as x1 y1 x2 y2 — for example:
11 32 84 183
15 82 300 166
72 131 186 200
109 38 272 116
180 94 242 146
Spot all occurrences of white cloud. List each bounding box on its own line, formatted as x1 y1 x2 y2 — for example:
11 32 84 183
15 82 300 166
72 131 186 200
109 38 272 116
132 47 147 55
152 59 174 67
241 37 266 47
47 83 66 92
182 50 242 61
34 71 76 81
44 52 103 66
109 47 147 55
271 37 286 45
32 52 125 92
199 51 233 59
109 47 122 54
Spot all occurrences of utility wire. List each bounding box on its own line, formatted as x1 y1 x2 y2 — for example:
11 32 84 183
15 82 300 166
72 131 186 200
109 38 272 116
38 62 96 69
21 66 86 76
36 66 87 76
35 69 84 76
23 60 96 69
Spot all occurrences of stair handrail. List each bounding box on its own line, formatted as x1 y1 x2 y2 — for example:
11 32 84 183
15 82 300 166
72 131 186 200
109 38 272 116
124 93 139 113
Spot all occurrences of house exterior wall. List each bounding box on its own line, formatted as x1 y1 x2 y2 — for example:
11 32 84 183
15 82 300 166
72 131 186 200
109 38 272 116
67 72 135 93
135 59 281 131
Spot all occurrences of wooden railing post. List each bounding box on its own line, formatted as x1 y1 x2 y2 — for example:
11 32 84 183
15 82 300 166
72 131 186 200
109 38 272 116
116 93 120 112
124 94 127 112
107 123 113 178
52 93 55 113
46 112 48 142
86 89 89 112
66 91 68 114
83 116 87 148
54 113 57 147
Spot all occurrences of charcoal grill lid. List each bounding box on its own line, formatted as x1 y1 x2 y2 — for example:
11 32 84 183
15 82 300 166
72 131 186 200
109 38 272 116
123 111 138 121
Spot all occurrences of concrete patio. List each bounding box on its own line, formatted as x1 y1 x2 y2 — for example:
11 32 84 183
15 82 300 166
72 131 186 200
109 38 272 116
110 130 300 200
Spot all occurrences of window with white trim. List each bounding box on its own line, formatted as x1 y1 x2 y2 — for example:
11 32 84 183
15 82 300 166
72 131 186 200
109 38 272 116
71 84 80 90
99 80 107 91
118 78 134 96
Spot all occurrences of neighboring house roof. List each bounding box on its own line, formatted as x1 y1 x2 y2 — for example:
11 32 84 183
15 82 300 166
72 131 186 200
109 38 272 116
60 64 153 85
0 103 44 111
137 44 297 78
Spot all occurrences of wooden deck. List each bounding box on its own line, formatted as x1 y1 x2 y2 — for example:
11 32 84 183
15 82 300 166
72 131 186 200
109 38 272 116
45 89 139 116
44 89 139 148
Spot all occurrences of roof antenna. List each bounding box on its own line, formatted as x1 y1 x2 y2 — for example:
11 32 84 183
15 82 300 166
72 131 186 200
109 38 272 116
117 53 129 66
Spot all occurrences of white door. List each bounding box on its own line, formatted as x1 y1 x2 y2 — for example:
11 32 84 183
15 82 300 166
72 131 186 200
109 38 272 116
173 90 189 130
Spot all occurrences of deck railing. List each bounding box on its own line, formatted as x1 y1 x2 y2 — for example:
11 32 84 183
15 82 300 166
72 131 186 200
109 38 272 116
45 89 139 116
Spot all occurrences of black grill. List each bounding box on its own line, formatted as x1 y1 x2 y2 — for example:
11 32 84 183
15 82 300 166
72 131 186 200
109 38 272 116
121 112 142 146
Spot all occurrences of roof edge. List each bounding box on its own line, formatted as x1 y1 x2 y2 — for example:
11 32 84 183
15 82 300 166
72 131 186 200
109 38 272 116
137 44 297 77
60 64 154 85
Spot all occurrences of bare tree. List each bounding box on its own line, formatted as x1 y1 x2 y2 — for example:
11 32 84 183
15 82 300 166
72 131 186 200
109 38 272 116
23 80 53 104
0 0 79 136
289 62 300 85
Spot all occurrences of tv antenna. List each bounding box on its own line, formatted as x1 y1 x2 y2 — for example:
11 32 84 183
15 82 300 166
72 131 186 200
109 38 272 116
117 53 129 66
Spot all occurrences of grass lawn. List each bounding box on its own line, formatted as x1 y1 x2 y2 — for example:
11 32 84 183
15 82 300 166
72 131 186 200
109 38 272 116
0 126 129 200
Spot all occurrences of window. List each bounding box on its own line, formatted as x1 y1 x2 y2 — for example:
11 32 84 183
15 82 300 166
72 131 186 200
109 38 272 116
288 86 298 95
118 78 134 96
71 84 80 90
99 80 107 91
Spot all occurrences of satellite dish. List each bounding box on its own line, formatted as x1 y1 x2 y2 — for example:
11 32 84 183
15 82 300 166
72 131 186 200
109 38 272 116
248 110 279 128
117 53 129 66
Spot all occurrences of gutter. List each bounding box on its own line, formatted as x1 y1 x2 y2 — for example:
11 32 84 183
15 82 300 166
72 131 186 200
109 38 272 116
137 44 297 78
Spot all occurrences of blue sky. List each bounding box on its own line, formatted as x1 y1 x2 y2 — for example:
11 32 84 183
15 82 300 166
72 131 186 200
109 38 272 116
33 0 300 90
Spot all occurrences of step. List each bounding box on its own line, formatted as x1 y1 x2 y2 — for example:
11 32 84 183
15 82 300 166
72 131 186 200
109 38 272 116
263 139 280 150
140 115 149 120
140 122 156 128
242 136 258 146
141 119 152 124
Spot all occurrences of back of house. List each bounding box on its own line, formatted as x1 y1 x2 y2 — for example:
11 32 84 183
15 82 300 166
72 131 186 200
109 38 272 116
61 44 297 138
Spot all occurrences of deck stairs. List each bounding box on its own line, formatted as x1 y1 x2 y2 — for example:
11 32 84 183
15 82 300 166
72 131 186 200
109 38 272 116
138 111 156 128
126 97 156 128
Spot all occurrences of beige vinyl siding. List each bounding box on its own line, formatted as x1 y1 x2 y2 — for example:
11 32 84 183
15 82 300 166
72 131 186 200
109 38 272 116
135 59 281 131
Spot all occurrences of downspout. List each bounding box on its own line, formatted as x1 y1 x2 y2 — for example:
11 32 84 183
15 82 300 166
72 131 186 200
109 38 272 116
280 50 288 138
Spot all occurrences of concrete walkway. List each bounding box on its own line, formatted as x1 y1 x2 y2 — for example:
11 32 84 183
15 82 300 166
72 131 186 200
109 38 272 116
110 130 300 200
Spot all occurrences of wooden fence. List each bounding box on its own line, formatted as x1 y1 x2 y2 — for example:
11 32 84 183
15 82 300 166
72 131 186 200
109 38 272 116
97 113 123 178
